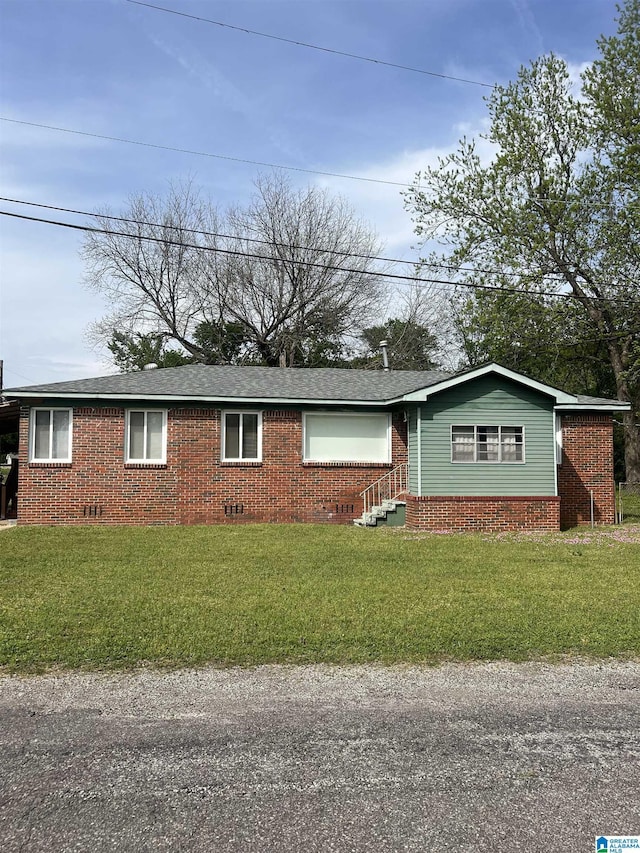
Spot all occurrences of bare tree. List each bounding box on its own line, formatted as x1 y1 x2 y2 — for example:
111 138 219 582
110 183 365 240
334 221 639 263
84 180 219 360
84 174 385 368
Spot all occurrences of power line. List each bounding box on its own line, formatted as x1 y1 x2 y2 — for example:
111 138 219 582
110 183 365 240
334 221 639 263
0 195 568 283
3 117 635 212
467 327 640 361
2 208 636 307
127 0 496 90
0 116 411 189
0 195 413 264
1 367 37 385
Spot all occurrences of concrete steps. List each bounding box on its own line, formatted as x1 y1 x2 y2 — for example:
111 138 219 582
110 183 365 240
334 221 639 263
353 500 406 528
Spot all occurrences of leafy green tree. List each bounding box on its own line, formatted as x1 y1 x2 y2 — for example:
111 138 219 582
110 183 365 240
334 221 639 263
583 0 640 183
404 0 640 481
0 431 19 461
454 291 617 398
191 321 253 364
284 335 353 368
107 332 193 373
354 319 439 370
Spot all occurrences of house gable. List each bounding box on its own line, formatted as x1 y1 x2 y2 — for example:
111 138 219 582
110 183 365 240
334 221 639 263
400 363 576 405
409 375 557 497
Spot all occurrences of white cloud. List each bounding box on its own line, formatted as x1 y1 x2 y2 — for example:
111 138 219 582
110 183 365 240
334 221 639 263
0 226 107 386
565 60 592 99
315 147 449 257
315 127 496 258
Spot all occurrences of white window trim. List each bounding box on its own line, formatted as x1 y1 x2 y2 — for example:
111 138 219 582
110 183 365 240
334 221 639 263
450 424 526 464
555 414 563 465
222 410 263 462
302 412 391 464
125 409 168 464
29 407 73 463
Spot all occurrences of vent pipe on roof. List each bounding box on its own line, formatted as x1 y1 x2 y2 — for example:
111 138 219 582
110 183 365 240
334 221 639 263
379 340 390 372
142 363 159 371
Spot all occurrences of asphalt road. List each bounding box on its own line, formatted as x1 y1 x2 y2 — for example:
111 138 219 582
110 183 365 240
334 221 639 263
1 661 639 852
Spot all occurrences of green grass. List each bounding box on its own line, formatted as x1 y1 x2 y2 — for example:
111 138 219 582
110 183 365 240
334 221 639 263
1 524 639 673
619 487 640 523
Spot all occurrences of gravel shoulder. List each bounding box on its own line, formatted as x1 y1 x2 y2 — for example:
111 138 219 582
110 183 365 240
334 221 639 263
2 658 640 716
1 660 639 852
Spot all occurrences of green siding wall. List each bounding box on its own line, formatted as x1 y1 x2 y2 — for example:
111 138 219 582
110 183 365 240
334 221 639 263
407 408 419 493
408 376 556 496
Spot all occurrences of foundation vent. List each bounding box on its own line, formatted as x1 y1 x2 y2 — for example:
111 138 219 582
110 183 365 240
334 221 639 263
224 503 245 516
83 504 104 517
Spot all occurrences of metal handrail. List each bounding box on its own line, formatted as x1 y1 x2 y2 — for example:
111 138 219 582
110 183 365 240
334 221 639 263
360 463 408 515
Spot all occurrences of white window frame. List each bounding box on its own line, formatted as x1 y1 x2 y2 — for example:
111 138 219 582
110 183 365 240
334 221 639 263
125 409 168 464
555 414 563 465
29 407 73 463
222 411 263 462
450 424 525 464
303 412 391 464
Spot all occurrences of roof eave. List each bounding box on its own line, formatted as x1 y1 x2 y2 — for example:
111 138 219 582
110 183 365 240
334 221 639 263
554 402 631 412
8 390 399 407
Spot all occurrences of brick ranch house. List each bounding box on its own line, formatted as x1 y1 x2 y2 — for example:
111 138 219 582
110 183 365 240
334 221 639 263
4 362 630 531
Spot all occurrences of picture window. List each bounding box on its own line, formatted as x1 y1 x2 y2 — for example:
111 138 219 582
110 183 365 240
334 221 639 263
303 413 390 463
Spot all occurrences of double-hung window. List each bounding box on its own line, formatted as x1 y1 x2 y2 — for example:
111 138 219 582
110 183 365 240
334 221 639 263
223 412 261 461
451 425 524 463
126 410 167 463
30 408 72 462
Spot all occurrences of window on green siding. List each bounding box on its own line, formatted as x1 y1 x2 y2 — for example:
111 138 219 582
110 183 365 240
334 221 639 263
223 412 261 461
501 426 524 462
451 425 524 463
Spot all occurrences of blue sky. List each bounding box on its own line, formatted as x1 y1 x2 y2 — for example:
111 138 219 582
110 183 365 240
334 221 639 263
0 0 618 387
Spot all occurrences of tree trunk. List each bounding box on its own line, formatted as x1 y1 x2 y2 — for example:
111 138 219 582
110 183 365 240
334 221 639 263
607 338 640 484
623 406 640 484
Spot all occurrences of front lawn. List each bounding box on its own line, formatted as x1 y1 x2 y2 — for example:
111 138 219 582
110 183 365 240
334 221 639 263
1 524 639 673
619 486 640 523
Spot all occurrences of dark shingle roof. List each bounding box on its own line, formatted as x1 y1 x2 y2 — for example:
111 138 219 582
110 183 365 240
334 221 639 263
6 364 451 403
574 393 623 406
7 363 628 409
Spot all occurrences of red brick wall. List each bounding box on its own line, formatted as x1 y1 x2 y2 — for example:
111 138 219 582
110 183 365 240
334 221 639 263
17 406 407 526
557 414 615 527
405 495 560 532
